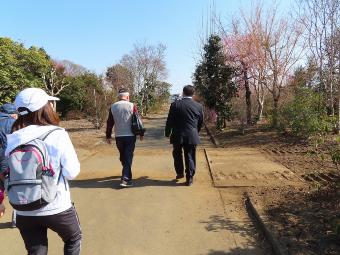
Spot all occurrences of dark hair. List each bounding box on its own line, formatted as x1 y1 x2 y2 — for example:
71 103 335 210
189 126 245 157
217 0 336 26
183 85 195 97
118 87 128 94
11 103 60 132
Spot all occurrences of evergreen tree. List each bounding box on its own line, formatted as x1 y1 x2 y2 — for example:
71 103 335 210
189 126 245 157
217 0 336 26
0 37 51 104
193 35 237 129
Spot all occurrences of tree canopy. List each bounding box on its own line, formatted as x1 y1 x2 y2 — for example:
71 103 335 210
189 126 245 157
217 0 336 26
194 35 237 129
0 37 51 104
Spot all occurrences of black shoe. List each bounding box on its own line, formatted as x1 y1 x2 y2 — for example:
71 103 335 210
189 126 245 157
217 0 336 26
186 177 193 186
176 174 184 179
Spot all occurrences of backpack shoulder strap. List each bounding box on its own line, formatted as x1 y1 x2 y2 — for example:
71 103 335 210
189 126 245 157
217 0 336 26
39 128 63 141
0 130 7 150
22 127 63 146
39 128 68 190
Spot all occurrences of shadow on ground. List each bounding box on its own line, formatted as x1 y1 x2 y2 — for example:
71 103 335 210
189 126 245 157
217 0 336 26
207 248 264 255
200 214 261 248
261 186 340 255
70 175 185 189
65 127 97 133
136 125 170 149
0 222 12 229
142 116 167 121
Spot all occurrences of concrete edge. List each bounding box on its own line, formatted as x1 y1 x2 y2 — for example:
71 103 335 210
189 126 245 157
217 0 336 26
203 148 216 187
204 123 220 147
244 192 288 255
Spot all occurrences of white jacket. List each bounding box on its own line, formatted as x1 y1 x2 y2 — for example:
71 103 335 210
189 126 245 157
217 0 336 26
5 125 80 216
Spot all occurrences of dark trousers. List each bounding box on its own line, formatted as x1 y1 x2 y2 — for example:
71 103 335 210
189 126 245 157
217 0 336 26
115 136 136 181
16 206 82 255
172 144 197 178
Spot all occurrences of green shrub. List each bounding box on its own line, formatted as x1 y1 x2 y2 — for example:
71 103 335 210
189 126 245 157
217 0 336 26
277 88 332 137
330 147 340 171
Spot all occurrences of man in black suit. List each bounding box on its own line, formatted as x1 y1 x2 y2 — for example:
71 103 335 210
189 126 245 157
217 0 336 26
165 85 204 186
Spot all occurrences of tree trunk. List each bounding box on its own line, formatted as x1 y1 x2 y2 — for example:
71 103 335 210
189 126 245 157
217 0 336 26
257 98 264 121
145 99 149 116
272 72 280 128
217 117 224 130
242 65 252 125
337 92 340 134
330 77 335 116
272 96 279 128
223 118 228 129
139 92 145 116
52 101 57 112
245 80 252 125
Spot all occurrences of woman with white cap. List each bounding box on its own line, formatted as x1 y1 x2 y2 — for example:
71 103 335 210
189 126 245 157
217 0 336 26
1 88 82 255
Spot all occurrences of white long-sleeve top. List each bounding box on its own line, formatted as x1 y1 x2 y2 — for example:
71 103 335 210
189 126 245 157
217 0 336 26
5 125 80 216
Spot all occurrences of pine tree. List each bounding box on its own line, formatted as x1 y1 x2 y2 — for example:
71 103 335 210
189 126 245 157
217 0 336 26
193 35 237 129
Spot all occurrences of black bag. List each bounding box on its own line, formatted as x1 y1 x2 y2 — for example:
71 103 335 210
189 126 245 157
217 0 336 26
131 109 145 136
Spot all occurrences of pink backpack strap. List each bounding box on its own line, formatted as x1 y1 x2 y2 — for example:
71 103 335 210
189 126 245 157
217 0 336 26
0 188 4 204
133 104 138 113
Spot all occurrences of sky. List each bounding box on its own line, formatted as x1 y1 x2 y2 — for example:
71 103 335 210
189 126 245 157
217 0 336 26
0 0 293 93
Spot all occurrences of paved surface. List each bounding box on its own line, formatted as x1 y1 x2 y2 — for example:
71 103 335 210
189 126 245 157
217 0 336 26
1 115 265 255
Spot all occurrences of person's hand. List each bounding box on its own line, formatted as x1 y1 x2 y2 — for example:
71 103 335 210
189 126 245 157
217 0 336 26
10 114 18 120
106 138 112 144
140 136 144 141
165 127 172 138
0 203 5 218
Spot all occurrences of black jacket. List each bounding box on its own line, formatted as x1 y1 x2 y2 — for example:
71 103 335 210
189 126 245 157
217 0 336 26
165 98 204 145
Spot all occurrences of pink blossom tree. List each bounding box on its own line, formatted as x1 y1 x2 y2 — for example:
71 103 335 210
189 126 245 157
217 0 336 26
223 32 256 124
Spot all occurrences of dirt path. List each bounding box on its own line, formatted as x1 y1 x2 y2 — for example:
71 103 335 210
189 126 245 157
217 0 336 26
1 115 267 255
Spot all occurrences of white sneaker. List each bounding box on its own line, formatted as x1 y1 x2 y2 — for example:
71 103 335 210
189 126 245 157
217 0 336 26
120 180 133 187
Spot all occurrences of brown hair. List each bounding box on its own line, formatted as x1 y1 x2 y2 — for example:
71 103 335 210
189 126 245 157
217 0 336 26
11 103 60 132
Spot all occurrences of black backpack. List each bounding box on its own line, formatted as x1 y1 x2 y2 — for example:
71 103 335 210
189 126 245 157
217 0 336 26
131 105 145 136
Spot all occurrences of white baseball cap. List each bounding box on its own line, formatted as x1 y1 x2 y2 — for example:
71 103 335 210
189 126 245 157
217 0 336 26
15 88 60 115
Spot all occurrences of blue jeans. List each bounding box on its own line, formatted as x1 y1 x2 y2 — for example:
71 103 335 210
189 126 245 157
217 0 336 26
115 136 136 181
